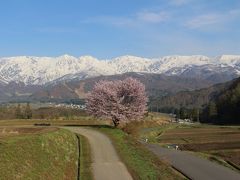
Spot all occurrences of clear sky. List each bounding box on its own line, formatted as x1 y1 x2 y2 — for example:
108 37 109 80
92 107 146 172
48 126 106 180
0 0 239 58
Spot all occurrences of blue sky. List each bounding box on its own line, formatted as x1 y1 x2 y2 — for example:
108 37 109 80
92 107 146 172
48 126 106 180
0 0 239 58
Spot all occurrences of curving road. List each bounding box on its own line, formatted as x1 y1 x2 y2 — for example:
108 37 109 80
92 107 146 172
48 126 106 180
64 127 133 180
144 143 240 180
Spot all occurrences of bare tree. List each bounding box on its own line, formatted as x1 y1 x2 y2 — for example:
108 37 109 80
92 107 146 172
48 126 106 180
24 103 32 119
15 104 22 119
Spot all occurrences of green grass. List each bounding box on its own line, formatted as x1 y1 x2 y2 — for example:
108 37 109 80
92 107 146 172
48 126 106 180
78 134 93 180
0 129 78 180
97 126 185 180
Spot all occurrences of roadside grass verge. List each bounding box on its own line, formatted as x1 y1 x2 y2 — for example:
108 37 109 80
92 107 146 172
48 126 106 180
0 128 78 179
77 134 93 180
97 126 185 180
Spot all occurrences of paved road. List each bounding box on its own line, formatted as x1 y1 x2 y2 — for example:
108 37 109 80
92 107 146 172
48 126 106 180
144 143 240 180
64 127 132 180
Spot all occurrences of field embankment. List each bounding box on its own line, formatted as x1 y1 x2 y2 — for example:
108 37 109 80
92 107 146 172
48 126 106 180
0 127 78 180
0 118 109 126
77 134 93 180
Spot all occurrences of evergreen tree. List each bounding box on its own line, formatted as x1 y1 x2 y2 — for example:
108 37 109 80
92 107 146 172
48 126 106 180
179 107 187 119
174 109 180 120
216 82 240 124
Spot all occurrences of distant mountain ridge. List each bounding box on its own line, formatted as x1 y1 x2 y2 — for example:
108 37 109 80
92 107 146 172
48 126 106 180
31 72 215 102
0 72 216 103
0 54 239 85
152 77 240 110
0 72 239 104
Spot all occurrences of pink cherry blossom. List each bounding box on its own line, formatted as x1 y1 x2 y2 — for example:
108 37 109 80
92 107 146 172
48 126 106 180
86 77 148 127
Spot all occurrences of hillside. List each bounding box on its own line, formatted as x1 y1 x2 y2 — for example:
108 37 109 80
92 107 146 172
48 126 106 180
153 81 232 109
0 82 42 103
0 72 239 105
30 72 216 103
0 72 236 104
152 77 240 110
0 128 78 179
214 77 240 124
152 76 240 124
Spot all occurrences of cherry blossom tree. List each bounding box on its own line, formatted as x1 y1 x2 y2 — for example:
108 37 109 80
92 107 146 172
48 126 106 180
86 77 148 127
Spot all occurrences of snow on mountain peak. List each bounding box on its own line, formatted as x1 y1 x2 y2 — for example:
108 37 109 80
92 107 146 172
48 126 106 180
215 55 240 66
0 54 239 85
148 55 212 73
60 54 74 58
110 55 152 73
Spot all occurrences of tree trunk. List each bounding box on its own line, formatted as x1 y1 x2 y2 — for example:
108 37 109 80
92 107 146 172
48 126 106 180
112 117 120 127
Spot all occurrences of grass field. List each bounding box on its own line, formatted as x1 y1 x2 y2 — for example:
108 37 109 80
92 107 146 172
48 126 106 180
147 124 240 170
0 127 79 180
97 126 185 180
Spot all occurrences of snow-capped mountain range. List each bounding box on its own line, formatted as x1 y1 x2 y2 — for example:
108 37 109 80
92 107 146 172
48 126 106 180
0 54 239 85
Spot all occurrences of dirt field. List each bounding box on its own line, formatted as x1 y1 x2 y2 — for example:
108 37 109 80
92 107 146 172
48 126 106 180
157 125 240 168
